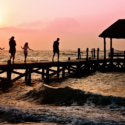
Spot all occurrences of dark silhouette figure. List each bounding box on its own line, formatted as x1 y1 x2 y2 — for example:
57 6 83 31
52 38 60 61
21 42 33 63
9 36 16 64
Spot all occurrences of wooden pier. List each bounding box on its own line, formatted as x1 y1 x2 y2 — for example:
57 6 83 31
0 47 125 85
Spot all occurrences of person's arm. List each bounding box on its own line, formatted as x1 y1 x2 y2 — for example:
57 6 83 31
28 46 33 51
0 48 4 50
29 48 33 51
15 41 16 46
1 48 4 50
21 46 24 49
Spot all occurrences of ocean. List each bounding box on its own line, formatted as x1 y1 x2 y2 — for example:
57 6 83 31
0 50 125 125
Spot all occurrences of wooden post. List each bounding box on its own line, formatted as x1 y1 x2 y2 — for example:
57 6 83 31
76 64 81 74
124 51 125 68
57 66 59 78
28 68 32 85
91 49 93 59
42 68 44 79
46 67 49 81
62 66 65 78
8 60 11 65
68 65 70 74
25 68 28 83
93 48 95 58
97 48 99 60
7 60 11 80
78 48 81 59
86 48 89 61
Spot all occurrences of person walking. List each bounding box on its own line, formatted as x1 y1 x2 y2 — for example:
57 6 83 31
21 42 33 63
9 36 16 64
52 38 60 61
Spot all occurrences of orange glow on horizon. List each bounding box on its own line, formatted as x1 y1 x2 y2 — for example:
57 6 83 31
0 0 125 50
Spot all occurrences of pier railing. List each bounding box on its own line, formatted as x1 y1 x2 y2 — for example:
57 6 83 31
77 48 125 60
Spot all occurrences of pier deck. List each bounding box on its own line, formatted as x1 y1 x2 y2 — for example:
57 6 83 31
0 57 124 85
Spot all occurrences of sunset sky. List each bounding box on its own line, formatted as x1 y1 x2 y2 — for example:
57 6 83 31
0 0 125 51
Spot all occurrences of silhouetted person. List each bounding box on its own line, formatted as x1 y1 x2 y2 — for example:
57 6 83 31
9 36 16 64
52 38 60 61
21 42 33 63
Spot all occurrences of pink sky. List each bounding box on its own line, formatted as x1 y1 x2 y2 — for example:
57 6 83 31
0 0 125 50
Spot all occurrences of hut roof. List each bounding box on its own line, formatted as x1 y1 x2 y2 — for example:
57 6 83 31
99 19 125 39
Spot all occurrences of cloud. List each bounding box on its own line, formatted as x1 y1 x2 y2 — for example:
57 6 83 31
0 26 39 33
0 18 80 34
45 17 80 32
18 21 43 27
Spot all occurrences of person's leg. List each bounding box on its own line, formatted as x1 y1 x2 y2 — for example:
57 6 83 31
12 53 15 64
25 53 27 63
24 53 27 63
58 51 59 61
52 51 55 61
10 53 13 60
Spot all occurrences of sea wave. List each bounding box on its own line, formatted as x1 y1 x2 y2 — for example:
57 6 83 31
24 84 125 107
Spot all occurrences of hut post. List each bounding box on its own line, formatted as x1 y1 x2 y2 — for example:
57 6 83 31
97 48 99 60
104 37 106 60
111 48 114 60
110 48 114 69
86 48 89 61
7 60 11 80
110 38 112 53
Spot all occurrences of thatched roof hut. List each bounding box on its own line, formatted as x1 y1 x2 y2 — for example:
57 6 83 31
99 19 125 39
99 19 125 59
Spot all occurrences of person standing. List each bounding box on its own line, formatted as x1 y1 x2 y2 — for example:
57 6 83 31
9 36 16 64
21 42 33 63
52 38 60 61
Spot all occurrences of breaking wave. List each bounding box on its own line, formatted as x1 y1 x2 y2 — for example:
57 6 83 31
25 84 125 107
